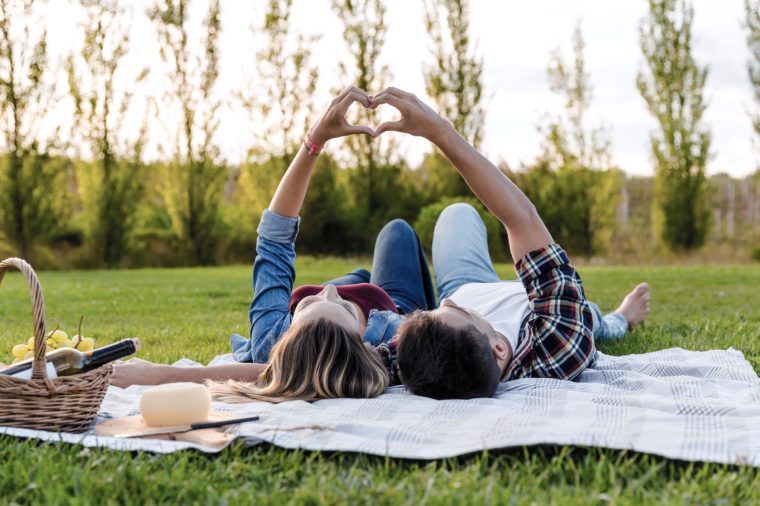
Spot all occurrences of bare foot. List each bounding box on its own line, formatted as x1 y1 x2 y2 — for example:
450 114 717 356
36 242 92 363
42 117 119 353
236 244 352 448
615 283 651 329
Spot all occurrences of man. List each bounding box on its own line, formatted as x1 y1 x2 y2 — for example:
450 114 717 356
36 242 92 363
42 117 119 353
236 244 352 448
368 87 650 399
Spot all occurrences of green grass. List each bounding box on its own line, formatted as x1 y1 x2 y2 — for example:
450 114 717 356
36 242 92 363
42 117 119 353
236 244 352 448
1 260 759 504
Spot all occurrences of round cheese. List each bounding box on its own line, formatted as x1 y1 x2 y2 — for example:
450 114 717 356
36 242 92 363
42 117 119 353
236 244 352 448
140 382 211 427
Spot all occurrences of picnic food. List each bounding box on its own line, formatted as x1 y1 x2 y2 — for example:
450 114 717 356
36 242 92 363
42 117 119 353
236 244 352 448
140 383 212 427
8 319 96 363
0 338 140 379
72 336 95 352
11 344 29 359
0 257 116 433
46 329 69 348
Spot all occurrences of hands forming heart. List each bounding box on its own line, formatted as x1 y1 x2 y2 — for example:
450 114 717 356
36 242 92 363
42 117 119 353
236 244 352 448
309 85 448 147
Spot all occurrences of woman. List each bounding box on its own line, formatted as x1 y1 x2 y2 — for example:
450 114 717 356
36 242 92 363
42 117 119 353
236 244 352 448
111 86 436 402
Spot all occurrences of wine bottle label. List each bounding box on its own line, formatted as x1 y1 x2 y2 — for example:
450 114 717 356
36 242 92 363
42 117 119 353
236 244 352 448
9 362 58 380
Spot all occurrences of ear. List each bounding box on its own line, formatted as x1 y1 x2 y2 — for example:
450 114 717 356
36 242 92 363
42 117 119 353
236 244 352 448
491 338 509 362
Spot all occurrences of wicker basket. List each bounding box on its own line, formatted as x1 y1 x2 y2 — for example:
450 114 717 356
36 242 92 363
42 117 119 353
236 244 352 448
0 257 112 433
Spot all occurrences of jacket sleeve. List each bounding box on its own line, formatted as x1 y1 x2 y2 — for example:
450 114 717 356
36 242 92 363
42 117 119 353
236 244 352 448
232 209 299 363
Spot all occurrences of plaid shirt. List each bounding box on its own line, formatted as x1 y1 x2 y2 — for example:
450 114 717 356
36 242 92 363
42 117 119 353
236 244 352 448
377 243 596 386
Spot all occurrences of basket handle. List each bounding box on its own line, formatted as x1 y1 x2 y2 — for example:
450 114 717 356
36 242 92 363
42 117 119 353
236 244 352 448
0 257 48 381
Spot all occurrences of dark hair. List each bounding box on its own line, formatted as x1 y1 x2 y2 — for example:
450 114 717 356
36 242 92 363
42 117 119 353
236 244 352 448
396 312 501 399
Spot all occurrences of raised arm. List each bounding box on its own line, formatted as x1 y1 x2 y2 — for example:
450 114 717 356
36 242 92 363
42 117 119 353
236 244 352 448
269 86 373 217
244 86 375 362
370 87 553 261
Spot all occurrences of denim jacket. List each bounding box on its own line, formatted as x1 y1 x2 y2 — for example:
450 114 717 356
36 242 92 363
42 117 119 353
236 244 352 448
230 209 403 363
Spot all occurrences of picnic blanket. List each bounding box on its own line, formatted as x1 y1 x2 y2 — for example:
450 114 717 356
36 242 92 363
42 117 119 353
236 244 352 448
1 347 759 466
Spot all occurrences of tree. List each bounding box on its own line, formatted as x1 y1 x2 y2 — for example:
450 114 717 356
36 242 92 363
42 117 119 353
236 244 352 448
746 0 760 145
743 0 760 220
423 0 484 147
414 196 508 262
240 0 318 166
637 0 711 250
521 24 621 257
296 154 353 254
148 0 225 265
421 0 485 199
0 0 66 263
231 0 321 253
66 0 147 266
331 0 394 229
544 25 609 172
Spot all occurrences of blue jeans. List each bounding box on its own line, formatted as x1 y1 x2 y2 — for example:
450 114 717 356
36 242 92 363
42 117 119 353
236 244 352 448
324 219 437 314
432 203 627 342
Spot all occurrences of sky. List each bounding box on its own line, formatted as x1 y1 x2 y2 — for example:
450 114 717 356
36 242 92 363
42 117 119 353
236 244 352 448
37 0 760 177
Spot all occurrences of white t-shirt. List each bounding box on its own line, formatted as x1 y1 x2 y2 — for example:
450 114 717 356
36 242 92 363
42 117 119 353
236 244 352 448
446 281 530 353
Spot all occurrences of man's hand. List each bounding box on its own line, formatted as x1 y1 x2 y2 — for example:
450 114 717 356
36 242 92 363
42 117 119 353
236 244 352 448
309 85 374 146
369 87 450 143
111 358 170 388
370 87 554 261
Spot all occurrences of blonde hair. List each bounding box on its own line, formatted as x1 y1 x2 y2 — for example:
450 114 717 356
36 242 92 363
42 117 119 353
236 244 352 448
206 319 390 403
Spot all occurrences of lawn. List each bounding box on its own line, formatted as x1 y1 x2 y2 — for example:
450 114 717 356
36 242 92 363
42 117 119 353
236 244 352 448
1 260 759 504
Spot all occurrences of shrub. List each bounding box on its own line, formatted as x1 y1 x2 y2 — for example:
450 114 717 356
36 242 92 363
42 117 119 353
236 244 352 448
752 247 760 262
414 197 509 263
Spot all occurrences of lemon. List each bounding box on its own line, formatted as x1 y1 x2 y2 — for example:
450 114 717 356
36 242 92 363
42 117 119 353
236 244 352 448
27 337 36 350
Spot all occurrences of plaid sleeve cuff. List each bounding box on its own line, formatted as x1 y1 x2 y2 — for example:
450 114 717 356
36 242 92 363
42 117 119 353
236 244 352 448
257 209 301 244
374 338 401 386
514 243 570 286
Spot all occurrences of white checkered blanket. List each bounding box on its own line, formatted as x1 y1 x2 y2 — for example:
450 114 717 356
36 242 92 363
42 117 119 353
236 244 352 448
1 347 759 466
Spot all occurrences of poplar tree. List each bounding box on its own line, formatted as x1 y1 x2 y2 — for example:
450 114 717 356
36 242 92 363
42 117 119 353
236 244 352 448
0 0 65 263
331 0 392 224
545 25 604 170
421 0 484 199
637 0 710 250
745 0 760 146
241 0 318 165
232 0 351 255
523 24 621 257
423 0 484 147
234 0 319 223
148 0 225 265
67 0 147 266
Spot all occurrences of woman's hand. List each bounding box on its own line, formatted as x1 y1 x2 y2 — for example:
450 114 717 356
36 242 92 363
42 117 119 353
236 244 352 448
112 358 267 388
369 87 450 143
111 358 171 388
309 86 375 146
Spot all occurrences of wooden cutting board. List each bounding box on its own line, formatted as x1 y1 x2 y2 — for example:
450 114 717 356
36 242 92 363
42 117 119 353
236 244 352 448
94 411 236 450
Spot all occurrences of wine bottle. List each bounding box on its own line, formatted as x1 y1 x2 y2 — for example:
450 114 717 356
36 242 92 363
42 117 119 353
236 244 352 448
0 338 140 379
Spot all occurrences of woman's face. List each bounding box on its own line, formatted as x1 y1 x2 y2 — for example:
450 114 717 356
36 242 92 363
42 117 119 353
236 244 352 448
292 284 364 334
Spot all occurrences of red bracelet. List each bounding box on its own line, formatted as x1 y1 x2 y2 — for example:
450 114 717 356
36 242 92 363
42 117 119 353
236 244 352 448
304 133 324 156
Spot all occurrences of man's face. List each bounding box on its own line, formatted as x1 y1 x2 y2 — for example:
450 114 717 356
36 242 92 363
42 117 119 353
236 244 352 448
432 298 495 338
429 298 512 373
